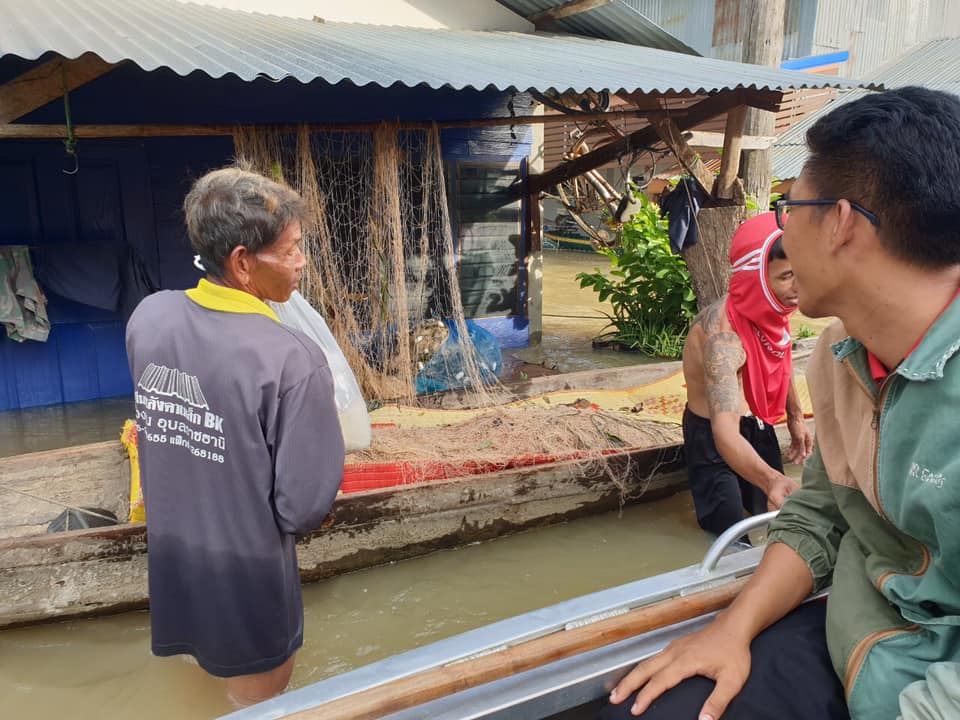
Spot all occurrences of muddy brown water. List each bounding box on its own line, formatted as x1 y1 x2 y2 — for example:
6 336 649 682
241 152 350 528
1 489 718 720
0 250 815 718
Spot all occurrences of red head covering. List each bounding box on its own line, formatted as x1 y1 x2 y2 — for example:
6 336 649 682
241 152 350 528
725 212 796 424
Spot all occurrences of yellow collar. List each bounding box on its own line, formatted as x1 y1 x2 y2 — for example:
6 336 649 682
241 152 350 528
185 278 279 322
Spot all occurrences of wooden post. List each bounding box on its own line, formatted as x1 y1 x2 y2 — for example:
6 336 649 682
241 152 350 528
526 185 544 347
716 105 748 200
681 204 747 306
670 104 749 308
525 102 546 347
651 105 746 309
739 0 787 212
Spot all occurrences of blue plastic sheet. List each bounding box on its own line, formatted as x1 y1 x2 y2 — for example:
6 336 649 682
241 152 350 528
415 320 502 394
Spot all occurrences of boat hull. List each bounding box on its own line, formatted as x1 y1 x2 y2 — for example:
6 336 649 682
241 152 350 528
0 443 686 630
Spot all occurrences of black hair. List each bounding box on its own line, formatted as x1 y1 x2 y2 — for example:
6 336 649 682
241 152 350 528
804 86 960 267
768 236 787 263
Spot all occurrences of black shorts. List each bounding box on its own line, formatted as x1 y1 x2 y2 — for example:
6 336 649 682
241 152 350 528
682 407 784 537
599 600 848 720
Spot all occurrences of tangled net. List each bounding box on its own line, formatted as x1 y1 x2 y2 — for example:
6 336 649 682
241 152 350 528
349 405 680 465
234 124 503 407
235 123 682 495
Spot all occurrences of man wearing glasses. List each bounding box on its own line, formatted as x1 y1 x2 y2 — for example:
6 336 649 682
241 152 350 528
605 86 960 720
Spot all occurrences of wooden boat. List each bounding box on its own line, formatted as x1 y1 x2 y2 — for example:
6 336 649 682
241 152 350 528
543 230 595 253
0 361 810 631
220 513 806 720
0 434 688 630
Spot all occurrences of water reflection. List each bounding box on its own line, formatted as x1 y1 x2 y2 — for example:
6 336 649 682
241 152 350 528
0 397 133 458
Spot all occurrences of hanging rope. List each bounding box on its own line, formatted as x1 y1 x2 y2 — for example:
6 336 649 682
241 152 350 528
61 62 79 175
0 482 118 524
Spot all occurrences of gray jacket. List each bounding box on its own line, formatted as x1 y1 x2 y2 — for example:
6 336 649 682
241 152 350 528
126 290 344 677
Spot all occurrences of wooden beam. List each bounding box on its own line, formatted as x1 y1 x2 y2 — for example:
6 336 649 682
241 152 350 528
529 91 747 196
0 54 118 124
651 118 715 195
0 124 235 139
0 108 687 140
0 92 782 144
529 0 615 27
683 130 776 150
619 88 783 114
716 104 748 200
525 186 544 346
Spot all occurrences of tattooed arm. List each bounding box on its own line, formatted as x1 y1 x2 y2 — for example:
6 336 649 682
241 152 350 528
704 322 798 508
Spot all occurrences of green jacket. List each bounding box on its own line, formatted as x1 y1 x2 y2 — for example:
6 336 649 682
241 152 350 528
768 299 960 720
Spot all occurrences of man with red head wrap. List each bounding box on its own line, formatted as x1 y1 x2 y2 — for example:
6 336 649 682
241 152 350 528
677 211 813 538
605 86 960 720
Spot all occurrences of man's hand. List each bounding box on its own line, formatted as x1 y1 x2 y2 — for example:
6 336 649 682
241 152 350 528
608 618 753 719
766 472 800 511
784 415 813 464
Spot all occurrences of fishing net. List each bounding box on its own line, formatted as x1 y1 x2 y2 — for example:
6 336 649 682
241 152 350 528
349 405 681 465
234 123 681 493
346 404 683 502
234 124 505 407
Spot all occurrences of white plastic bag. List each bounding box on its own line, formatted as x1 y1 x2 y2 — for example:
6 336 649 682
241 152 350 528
268 291 372 452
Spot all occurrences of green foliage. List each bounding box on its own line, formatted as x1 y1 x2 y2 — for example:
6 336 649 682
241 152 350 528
576 193 697 359
795 325 817 340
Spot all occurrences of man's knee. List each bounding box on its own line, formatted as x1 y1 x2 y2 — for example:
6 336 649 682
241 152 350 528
689 472 745 537
224 654 296 708
696 504 743 537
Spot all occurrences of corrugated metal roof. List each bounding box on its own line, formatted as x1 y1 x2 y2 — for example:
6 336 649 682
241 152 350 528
495 0 700 55
0 0 869 96
773 37 960 179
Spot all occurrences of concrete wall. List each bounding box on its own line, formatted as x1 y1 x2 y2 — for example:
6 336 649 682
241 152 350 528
180 0 534 30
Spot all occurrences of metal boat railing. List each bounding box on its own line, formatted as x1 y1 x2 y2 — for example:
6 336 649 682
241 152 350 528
222 512 781 720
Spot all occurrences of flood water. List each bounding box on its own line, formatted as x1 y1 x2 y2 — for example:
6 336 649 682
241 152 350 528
0 490 716 720
0 397 133 458
0 248 812 719
513 248 660 374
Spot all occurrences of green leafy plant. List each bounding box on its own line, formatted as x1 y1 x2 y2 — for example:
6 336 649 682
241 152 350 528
576 193 697 358
795 325 817 340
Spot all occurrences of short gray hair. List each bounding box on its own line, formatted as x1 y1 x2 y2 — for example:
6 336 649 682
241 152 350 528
184 167 308 277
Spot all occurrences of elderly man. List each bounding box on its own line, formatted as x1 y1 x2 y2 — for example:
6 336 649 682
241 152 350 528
604 86 960 720
126 168 345 706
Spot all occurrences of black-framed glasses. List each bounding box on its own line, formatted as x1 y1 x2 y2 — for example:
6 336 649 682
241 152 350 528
774 199 880 230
